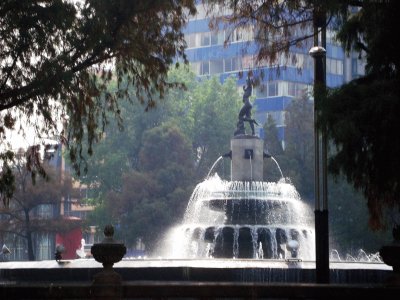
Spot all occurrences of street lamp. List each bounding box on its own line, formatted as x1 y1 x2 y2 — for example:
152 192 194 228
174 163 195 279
309 43 329 283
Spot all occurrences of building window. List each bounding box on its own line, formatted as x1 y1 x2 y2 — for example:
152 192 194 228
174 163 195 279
200 32 211 47
327 58 344 75
268 82 278 97
224 57 242 72
337 60 343 75
210 59 224 75
226 26 254 43
200 61 209 75
326 29 340 46
288 82 308 98
256 81 282 98
11 236 26 261
191 62 201 75
288 82 296 97
211 31 224 45
294 53 305 68
185 32 215 48
36 204 53 219
185 33 197 48
255 85 268 98
242 55 254 69
351 58 358 77
36 232 53 260
190 61 211 76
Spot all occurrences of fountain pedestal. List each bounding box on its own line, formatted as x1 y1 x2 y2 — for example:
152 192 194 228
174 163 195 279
231 135 264 181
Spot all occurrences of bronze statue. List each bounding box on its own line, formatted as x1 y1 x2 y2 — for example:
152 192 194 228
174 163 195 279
234 76 258 136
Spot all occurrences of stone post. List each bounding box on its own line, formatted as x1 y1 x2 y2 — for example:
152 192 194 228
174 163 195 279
91 225 126 299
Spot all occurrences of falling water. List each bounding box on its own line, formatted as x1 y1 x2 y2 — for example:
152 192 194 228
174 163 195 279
271 156 284 179
207 156 223 178
330 249 342 261
249 155 253 182
161 174 315 260
257 242 264 259
330 249 383 263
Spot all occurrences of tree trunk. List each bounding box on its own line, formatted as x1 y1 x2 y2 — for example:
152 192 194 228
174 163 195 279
24 209 35 261
26 230 35 261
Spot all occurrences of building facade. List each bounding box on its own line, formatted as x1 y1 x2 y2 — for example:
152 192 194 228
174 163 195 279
0 144 94 261
183 5 365 145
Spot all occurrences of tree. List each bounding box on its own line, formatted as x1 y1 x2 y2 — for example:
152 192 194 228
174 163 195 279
262 115 284 182
0 158 74 260
318 1 400 229
190 76 241 178
328 177 391 254
75 66 198 200
204 0 400 229
0 0 196 202
81 68 243 250
79 67 241 200
104 124 194 251
283 93 315 200
264 92 389 253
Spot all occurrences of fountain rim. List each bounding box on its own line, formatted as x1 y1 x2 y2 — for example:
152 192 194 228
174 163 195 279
178 224 315 231
199 196 301 202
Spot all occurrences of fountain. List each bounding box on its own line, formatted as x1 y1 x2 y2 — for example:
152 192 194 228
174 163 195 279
165 172 315 260
162 76 315 261
0 76 394 288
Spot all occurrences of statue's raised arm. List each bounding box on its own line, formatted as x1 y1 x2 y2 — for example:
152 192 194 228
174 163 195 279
242 77 252 103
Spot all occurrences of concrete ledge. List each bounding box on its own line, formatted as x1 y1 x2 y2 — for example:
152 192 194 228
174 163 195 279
1 281 400 299
0 259 392 284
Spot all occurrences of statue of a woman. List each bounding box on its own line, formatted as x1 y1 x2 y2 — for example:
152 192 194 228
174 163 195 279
234 76 258 136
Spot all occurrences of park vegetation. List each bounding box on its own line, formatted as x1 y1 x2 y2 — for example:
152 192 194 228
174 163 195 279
1 0 398 256
0 0 196 205
204 0 400 232
81 66 389 255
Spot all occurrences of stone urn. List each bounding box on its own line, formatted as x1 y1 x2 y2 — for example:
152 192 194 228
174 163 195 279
91 224 126 285
380 224 400 285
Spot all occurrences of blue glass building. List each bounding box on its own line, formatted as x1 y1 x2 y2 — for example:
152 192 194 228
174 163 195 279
183 5 364 145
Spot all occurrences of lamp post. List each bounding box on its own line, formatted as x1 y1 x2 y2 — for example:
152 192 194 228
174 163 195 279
310 9 329 283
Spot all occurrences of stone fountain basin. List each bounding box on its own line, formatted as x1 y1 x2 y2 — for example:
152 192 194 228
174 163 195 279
204 198 294 212
0 258 392 284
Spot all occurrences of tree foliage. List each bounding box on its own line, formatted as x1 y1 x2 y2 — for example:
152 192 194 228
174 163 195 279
0 0 196 202
204 0 400 229
104 124 194 250
82 67 242 251
274 93 389 253
76 66 198 199
318 1 400 229
205 0 347 71
284 93 315 200
190 76 241 177
262 115 284 182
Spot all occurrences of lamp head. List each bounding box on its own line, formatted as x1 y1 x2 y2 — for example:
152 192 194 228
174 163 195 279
309 46 326 58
